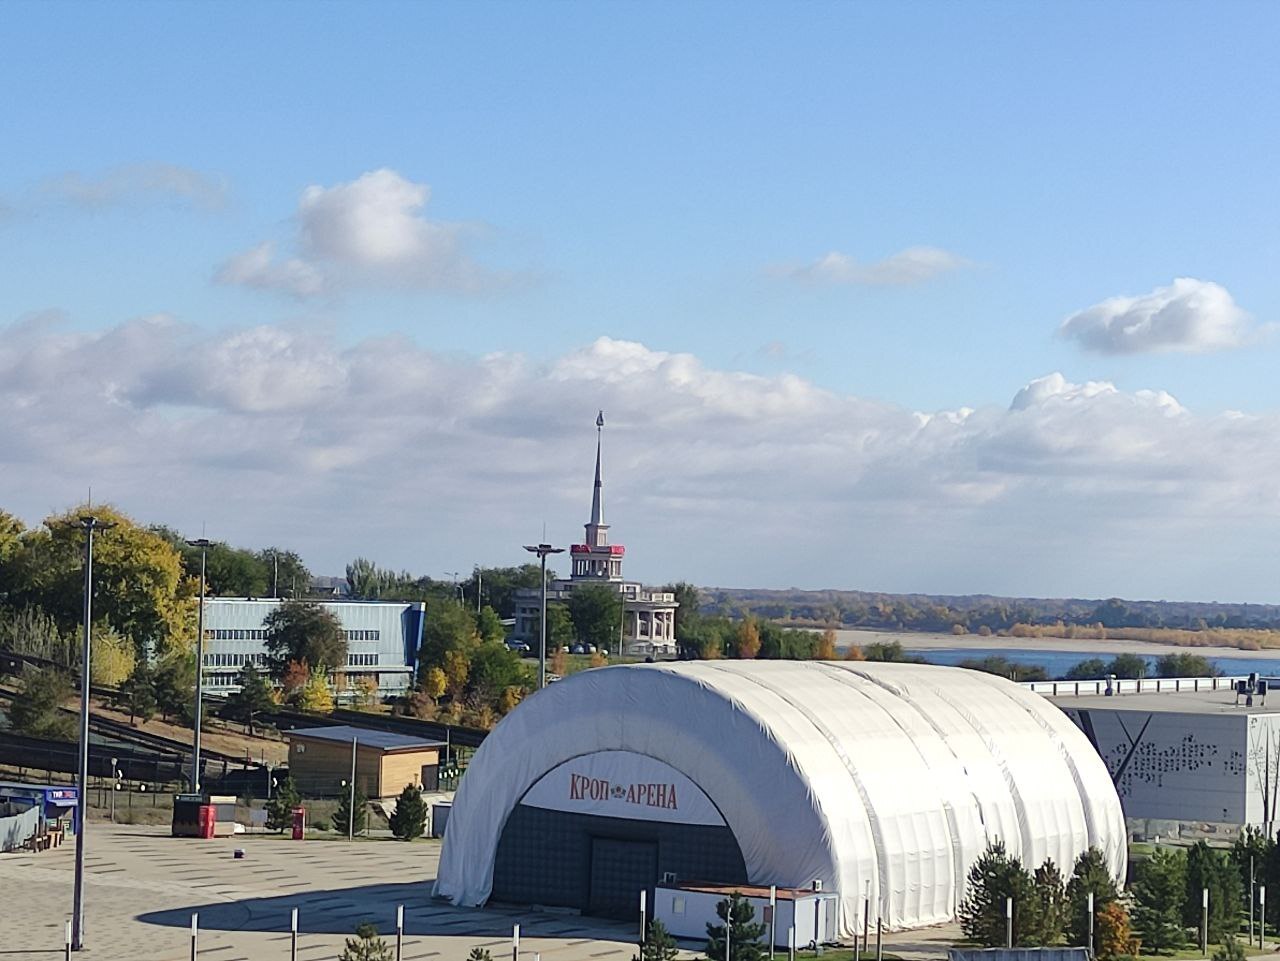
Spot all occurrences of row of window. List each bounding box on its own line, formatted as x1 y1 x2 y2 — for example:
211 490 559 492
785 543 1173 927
202 652 380 667
203 628 382 641
204 669 385 687
203 652 269 667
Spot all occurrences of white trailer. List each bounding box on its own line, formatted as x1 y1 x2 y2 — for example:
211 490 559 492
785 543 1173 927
653 883 839 948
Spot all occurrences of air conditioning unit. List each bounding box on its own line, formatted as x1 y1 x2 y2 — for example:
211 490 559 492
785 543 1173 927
662 872 677 884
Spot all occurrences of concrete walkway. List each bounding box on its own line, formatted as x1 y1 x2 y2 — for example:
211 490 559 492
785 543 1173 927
0 824 640 960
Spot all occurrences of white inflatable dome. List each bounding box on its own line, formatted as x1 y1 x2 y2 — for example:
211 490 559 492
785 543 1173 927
434 661 1125 934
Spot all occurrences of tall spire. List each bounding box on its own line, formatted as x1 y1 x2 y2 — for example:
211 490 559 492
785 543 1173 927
589 410 605 528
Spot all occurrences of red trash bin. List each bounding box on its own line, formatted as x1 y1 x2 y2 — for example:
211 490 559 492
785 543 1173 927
197 804 216 839
291 806 306 840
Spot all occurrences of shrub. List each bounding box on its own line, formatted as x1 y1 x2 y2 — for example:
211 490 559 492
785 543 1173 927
389 784 427 840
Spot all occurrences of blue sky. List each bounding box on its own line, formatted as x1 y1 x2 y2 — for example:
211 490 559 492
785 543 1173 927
4 3 1280 601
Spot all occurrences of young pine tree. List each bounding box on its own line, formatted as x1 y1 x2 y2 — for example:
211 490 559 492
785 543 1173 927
265 775 301 832
635 918 679 961
705 893 766 961
1032 859 1067 946
335 784 368 837
1131 846 1188 953
1065 847 1120 947
958 840 1042 947
338 922 392 961
389 784 427 840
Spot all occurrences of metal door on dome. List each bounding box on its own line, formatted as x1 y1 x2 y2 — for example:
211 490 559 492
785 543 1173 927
588 837 657 919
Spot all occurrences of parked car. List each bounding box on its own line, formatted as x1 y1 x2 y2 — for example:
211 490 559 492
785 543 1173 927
570 643 586 655
506 639 531 654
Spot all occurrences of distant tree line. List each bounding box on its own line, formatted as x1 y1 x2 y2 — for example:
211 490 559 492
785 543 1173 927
705 586 1280 636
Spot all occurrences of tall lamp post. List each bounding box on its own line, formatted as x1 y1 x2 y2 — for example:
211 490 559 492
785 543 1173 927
72 514 115 952
186 538 211 795
523 543 564 689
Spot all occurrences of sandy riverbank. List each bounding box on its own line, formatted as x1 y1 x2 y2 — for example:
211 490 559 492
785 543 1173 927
833 628 1280 661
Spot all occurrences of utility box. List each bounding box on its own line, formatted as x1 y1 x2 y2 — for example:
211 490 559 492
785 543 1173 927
653 883 839 948
291 806 306 840
431 802 452 838
172 794 205 838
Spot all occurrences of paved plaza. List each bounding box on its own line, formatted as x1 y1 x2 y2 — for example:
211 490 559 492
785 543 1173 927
0 824 641 961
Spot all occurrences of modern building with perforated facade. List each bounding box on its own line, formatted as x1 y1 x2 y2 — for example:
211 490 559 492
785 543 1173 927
434 661 1126 933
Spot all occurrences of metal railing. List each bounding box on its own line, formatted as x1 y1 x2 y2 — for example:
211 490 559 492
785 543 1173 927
1024 675 1251 697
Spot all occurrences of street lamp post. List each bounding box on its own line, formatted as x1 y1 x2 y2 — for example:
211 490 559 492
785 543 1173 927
72 514 115 952
523 543 564 689
187 538 211 795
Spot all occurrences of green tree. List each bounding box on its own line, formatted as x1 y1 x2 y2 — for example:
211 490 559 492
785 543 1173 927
635 918 680 961
8 667 76 740
0 605 74 666
470 564 547 619
568 584 623 650
1214 936 1247 961
476 606 506 645
1066 847 1120 947
1131 846 1188 953
664 582 701 641
959 840 1042 946
256 548 311 599
546 602 575 648
1105 654 1148 679
265 775 301 832
417 598 479 670
1159 653 1218 678
1032 859 1067 946
467 949 494 961
8 504 195 658
1062 658 1108 681
113 662 158 726
1184 841 1241 943
389 783 427 840
264 601 346 678
705 893 766 961
221 664 275 733
152 653 196 723
335 784 368 837
338 922 393 961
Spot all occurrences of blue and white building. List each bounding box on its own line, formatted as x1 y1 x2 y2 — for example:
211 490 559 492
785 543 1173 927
200 597 424 696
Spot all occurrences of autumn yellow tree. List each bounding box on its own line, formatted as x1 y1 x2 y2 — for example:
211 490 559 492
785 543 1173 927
844 643 866 661
443 649 470 699
298 671 334 713
815 627 838 659
735 617 761 659
5 503 195 657
90 626 136 688
421 666 447 701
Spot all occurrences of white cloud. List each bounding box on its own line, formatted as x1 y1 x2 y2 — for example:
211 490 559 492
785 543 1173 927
213 242 327 300
216 168 509 298
4 316 1280 599
782 246 970 285
40 163 228 210
1059 278 1261 354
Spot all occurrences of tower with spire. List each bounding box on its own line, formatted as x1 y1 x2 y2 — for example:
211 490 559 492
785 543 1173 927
572 411 625 581
512 411 678 656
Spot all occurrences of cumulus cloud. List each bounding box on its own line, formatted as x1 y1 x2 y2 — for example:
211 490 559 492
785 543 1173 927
782 246 970 285
5 316 1280 597
216 168 508 299
40 163 228 210
1059 278 1261 354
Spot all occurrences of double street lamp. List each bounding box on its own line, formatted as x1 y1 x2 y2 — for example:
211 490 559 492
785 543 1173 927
523 543 564 690
186 538 211 795
72 514 115 952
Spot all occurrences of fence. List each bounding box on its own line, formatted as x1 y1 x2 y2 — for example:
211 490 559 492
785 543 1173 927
0 805 40 852
1023 675 1249 697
